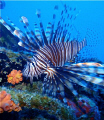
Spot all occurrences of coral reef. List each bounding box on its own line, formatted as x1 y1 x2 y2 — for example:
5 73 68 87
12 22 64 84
0 80 101 120
0 85 75 120
0 90 21 113
0 51 26 85
7 70 23 85
0 47 33 63
0 47 34 85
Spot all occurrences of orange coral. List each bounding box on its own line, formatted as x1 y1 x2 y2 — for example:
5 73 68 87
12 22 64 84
0 91 21 113
7 70 23 85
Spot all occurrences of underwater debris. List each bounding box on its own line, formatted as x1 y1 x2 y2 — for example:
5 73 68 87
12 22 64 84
0 90 21 113
7 70 23 85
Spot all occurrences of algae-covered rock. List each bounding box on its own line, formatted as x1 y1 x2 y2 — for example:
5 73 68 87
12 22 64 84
0 85 75 120
0 23 19 51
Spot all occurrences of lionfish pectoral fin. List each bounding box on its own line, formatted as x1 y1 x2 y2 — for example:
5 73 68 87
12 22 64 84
43 66 79 98
30 76 33 85
54 63 104 93
43 73 65 98
69 62 104 87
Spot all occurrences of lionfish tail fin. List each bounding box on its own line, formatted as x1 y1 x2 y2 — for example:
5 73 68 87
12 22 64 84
20 16 40 49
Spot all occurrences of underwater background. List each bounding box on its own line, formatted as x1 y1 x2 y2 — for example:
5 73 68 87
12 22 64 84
0 0 104 120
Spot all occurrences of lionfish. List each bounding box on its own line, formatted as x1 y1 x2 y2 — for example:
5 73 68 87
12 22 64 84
0 4 104 103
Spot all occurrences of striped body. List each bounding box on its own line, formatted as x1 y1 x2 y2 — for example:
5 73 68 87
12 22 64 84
23 39 86 80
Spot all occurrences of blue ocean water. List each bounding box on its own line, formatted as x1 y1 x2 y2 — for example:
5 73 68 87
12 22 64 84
1 1 104 62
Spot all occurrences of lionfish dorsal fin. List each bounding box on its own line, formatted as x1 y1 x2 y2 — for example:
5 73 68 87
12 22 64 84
0 17 16 36
65 38 86 61
36 9 48 46
34 22 43 46
49 5 58 44
7 17 20 31
0 17 36 52
52 5 68 43
53 5 80 44
45 22 52 43
20 16 39 50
